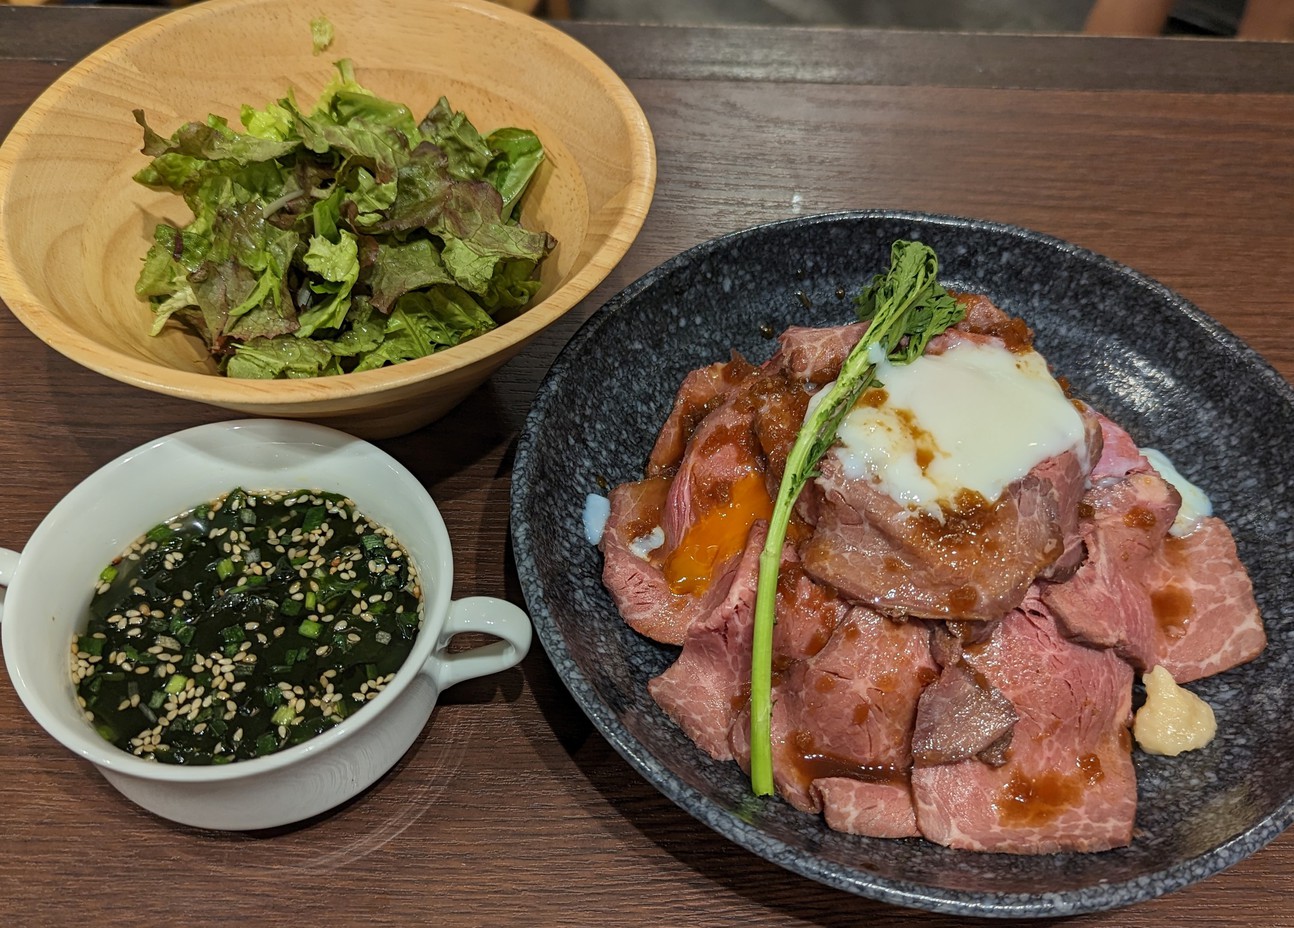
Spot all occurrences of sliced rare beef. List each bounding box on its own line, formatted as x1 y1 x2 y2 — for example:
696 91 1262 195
1150 518 1267 681
604 324 861 646
647 355 757 476
729 606 936 838
646 524 766 759
912 592 1136 854
1042 415 1266 682
1088 410 1151 481
801 436 1094 622
767 322 868 385
600 476 682 643
601 476 746 645
648 533 847 761
911 660 1017 767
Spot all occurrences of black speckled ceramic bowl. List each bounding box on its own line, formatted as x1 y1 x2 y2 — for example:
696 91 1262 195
510 211 1294 918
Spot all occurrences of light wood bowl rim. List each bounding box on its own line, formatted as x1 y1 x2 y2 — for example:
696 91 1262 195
0 0 656 406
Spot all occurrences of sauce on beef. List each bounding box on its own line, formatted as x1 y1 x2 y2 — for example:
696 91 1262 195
994 754 1106 826
1151 583 1193 637
786 730 908 788
775 562 840 657
663 470 771 595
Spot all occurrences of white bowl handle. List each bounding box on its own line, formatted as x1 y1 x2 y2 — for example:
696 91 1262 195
0 547 20 624
421 596 532 692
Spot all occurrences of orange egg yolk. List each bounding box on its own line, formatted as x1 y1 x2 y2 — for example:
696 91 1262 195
663 471 773 595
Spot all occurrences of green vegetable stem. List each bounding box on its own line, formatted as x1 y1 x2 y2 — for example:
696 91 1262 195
748 240 966 797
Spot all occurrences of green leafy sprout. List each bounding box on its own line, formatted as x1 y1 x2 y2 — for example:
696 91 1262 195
748 240 966 796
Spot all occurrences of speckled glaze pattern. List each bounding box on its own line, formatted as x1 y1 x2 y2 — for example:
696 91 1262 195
509 211 1294 918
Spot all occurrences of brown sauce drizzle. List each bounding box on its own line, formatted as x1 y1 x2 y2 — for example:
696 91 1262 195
1151 584 1193 637
995 754 1105 826
911 489 1005 554
1123 506 1158 530
984 316 1035 354
893 408 940 475
787 730 907 789
1152 536 1194 636
858 387 888 409
775 562 839 657
947 585 980 614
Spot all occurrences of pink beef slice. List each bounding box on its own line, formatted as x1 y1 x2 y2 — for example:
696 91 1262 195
1149 517 1266 681
600 476 680 643
912 593 1137 854
801 436 1095 622
766 322 868 385
798 300 1101 622
730 607 937 839
647 528 848 761
1040 472 1179 670
606 375 791 646
600 476 746 646
1089 410 1152 481
657 391 763 551
647 355 757 477
1041 466 1265 683
645 524 766 760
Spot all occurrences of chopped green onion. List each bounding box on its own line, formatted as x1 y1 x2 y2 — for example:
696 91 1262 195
271 705 296 726
146 524 174 543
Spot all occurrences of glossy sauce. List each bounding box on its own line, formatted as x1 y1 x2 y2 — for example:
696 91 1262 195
995 754 1105 826
786 729 907 790
663 470 772 595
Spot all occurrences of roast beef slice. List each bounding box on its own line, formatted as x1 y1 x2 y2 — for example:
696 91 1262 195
648 528 851 761
1043 471 1265 683
647 523 767 759
912 595 1137 854
802 445 1089 623
731 607 936 837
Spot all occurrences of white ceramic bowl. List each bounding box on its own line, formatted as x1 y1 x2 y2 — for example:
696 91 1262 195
0 419 530 830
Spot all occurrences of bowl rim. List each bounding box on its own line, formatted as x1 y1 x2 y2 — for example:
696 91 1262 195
1 418 456 784
0 0 657 405
510 208 1294 918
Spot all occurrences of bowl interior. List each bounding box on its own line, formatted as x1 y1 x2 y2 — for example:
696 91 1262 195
0 0 652 406
3 419 454 774
511 211 1294 917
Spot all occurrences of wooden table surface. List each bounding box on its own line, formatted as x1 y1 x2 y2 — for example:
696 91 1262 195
2 8 1293 927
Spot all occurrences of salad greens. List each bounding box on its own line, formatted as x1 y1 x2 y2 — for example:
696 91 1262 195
133 60 554 379
748 240 966 796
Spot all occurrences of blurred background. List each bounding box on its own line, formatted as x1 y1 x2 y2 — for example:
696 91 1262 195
1 0 1290 39
565 0 1247 35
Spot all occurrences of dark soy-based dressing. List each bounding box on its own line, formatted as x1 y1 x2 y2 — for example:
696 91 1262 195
71 488 422 764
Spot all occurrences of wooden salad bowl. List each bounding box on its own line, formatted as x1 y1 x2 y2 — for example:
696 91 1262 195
0 0 655 437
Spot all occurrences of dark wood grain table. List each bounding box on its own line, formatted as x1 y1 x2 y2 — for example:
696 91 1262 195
2 8 1293 926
